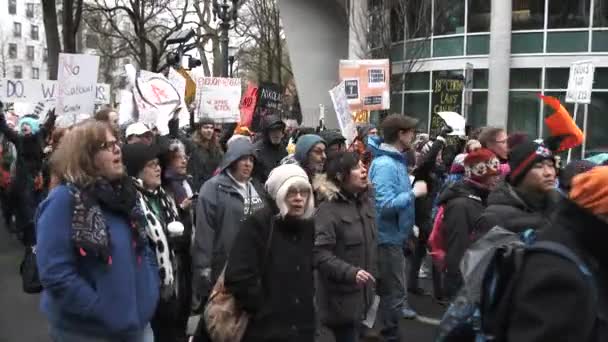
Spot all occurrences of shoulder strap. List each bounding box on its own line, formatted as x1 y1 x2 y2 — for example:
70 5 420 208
526 241 593 278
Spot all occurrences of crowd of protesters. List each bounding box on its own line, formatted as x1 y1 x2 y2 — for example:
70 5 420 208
0 99 607 342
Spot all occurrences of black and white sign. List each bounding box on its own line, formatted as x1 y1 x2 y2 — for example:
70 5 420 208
566 60 594 104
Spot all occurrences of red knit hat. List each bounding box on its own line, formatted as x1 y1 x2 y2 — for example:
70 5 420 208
464 148 499 183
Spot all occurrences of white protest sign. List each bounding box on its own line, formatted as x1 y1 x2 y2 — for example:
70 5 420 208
329 81 357 145
118 90 135 125
56 53 100 126
195 77 241 122
134 70 180 135
566 60 595 104
437 111 466 136
168 68 189 127
0 79 110 104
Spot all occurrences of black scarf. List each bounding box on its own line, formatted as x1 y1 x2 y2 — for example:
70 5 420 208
69 177 147 263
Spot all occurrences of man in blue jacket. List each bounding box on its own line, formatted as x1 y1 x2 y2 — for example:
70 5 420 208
368 114 428 342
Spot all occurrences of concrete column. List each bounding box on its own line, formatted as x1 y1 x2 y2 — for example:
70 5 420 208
278 0 349 128
487 0 512 128
348 0 368 59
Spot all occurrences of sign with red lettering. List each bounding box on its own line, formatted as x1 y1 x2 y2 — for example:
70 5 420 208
194 77 241 122
240 83 258 128
134 70 181 134
56 53 100 127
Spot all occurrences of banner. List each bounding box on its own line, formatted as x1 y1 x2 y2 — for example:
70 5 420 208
339 59 390 111
240 83 258 128
329 81 357 145
252 82 283 131
56 53 100 126
0 79 110 104
195 77 241 122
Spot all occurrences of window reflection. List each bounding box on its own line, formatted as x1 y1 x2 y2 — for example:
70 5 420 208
594 0 608 27
406 0 432 38
548 0 590 28
512 0 545 30
468 0 491 32
434 0 465 35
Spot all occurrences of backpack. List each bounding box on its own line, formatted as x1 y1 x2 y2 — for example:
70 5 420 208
436 226 599 342
428 204 446 270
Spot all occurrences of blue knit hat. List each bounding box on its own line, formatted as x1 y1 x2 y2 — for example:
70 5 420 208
295 134 326 163
18 116 40 135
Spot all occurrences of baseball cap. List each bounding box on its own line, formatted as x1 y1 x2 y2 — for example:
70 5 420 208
125 122 151 138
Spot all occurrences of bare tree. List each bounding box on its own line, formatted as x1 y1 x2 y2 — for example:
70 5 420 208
42 0 85 79
0 29 10 78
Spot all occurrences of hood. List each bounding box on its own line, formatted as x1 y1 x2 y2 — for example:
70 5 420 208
487 182 530 210
262 114 285 137
367 135 406 163
438 180 488 205
312 173 341 202
218 138 255 173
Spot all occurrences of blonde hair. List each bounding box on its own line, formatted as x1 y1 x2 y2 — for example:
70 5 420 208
51 120 115 187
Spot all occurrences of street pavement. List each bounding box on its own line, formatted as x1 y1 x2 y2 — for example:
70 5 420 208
0 215 444 342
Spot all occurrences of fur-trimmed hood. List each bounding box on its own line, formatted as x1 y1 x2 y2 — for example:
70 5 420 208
312 173 341 202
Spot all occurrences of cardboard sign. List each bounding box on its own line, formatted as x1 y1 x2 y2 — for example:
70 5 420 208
240 83 258 128
0 79 110 104
339 59 390 111
437 111 466 136
134 70 181 135
56 53 100 126
168 68 190 127
566 60 594 104
195 77 241 123
329 81 357 145
431 76 464 135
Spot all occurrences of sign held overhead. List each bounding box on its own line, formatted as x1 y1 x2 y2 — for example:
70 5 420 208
566 60 594 104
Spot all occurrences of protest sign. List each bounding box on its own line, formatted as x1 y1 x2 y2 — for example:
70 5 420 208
134 70 181 135
566 60 594 104
431 75 464 136
168 68 190 127
436 111 466 136
118 90 135 125
194 77 241 122
339 59 390 111
0 79 110 104
177 68 197 105
56 53 100 126
252 82 282 131
240 83 258 128
329 81 357 145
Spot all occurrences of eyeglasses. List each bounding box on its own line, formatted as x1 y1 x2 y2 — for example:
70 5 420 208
99 140 121 152
287 187 311 198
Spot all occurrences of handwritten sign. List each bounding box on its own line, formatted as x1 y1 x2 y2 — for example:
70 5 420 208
566 60 594 104
252 82 282 130
431 76 463 136
56 53 100 126
329 81 357 145
134 70 181 135
0 79 110 104
195 77 241 122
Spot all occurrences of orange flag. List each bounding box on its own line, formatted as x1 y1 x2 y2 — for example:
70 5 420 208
539 94 584 152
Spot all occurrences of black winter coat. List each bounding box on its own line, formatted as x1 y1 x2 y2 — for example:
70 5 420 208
253 115 287 184
437 180 490 298
475 182 560 235
224 206 315 342
312 175 378 327
413 137 446 238
505 199 608 342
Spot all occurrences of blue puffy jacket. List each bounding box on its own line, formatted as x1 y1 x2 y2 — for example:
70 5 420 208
36 185 159 339
368 136 416 246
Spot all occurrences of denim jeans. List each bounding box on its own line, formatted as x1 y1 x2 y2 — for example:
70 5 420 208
50 324 154 342
378 244 407 342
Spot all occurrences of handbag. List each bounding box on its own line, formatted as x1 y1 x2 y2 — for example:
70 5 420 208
20 245 42 294
203 218 275 342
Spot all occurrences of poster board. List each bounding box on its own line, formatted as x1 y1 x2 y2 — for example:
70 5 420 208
56 53 100 126
0 79 110 105
329 81 357 145
431 75 464 136
194 77 241 122
339 59 390 111
566 60 594 104
134 70 181 134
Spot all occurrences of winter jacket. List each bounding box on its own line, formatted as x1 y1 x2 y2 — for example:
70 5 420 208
253 115 287 184
505 199 608 341
312 174 378 326
181 137 223 191
475 182 560 235
437 180 490 298
36 185 160 338
367 136 416 246
192 140 265 305
413 137 446 238
224 206 315 342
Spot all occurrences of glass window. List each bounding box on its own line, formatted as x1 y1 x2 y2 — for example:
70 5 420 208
8 44 17 59
511 32 543 53
468 91 488 128
594 68 608 89
31 25 39 40
13 65 22 79
594 0 608 27
548 0 590 28
404 93 430 131
434 0 465 35
13 22 21 38
391 43 404 62
26 3 34 18
8 0 16 15
433 36 464 57
467 35 490 55
43 48 48 63
546 31 588 52
32 67 39 80
26 46 34 61
404 72 430 90
545 68 570 89
508 91 540 138
510 68 541 89
512 0 545 30
586 92 608 154
406 40 431 59
391 93 404 113
473 69 489 89
468 0 491 32
406 0 432 38
592 31 608 52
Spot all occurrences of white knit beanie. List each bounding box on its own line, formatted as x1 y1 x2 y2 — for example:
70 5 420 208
265 164 314 219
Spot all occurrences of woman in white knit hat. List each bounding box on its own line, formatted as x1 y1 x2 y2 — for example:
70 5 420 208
223 164 316 342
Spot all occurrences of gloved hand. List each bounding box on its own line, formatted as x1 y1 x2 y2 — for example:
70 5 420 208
412 180 428 198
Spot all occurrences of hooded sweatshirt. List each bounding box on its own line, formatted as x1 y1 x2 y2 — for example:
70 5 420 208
253 115 287 184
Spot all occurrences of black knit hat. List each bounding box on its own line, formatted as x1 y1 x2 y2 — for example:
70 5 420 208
508 140 555 186
319 130 346 147
121 143 162 178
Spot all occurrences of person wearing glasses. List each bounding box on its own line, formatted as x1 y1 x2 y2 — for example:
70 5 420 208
478 127 510 176
36 120 159 341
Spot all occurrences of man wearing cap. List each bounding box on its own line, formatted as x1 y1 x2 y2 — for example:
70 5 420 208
253 115 287 184
367 114 428 341
319 130 347 155
476 140 560 235
125 122 154 146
